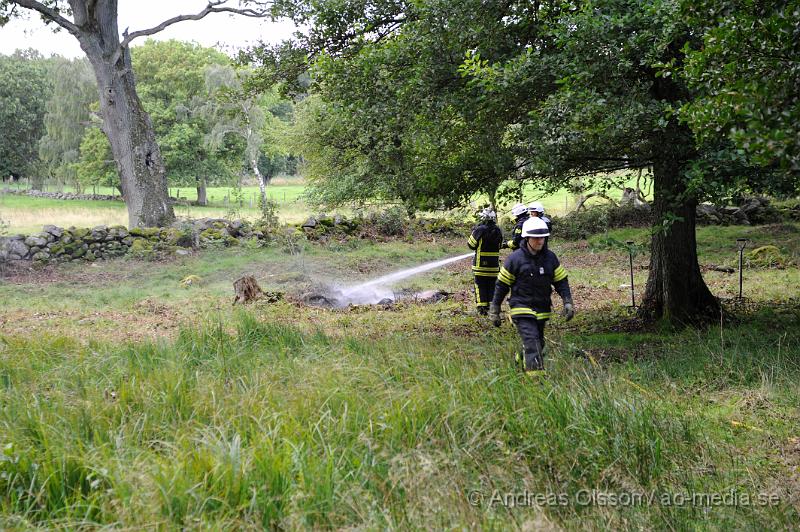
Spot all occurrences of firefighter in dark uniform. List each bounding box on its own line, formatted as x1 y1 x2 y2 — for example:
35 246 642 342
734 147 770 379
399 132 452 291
488 217 575 376
527 201 552 246
505 203 529 251
467 208 504 315
527 201 552 233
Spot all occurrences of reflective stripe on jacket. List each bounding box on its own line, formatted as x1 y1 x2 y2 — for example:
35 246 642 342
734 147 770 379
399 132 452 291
468 222 504 276
493 244 571 319
506 214 529 250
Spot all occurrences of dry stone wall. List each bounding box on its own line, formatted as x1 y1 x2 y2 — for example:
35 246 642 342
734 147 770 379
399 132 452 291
0 219 269 264
1 188 122 202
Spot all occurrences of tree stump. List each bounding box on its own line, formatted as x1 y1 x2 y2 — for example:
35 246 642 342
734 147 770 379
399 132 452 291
233 275 263 305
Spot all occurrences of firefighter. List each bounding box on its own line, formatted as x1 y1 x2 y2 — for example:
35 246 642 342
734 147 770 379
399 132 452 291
488 217 574 376
467 207 504 315
505 203 529 250
527 201 552 245
527 201 552 233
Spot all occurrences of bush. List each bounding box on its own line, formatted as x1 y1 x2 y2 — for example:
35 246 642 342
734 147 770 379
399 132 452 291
554 204 652 240
368 206 408 236
747 245 789 268
257 197 280 231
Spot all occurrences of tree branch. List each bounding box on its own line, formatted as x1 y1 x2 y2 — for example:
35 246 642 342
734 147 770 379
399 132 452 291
118 1 272 49
10 0 81 35
575 192 618 211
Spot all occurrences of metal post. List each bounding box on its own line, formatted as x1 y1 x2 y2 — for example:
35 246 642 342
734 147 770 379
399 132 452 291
627 240 636 307
736 238 747 299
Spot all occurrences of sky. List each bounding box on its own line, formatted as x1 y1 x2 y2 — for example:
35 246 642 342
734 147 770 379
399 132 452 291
0 0 298 58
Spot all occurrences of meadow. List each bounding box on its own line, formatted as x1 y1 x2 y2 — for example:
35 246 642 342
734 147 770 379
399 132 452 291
0 184 309 235
0 221 798 529
0 172 648 235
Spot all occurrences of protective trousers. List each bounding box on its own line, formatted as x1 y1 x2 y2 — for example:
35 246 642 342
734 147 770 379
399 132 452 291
474 275 497 314
511 316 546 371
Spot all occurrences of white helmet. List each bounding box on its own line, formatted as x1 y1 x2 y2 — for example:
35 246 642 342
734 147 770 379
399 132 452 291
511 203 527 217
521 216 550 238
479 207 496 222
527 201 545 214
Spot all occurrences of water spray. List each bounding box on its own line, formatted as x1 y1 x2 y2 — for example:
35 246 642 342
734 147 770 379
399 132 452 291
325 252 473 307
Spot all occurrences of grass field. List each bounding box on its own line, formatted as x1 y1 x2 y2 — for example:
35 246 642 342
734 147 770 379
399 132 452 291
1 223 798 528
0 186 312 235
1 172 650 234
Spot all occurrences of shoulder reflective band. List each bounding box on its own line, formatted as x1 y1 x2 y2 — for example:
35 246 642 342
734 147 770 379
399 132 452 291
498 266 515 285
553 265 567 282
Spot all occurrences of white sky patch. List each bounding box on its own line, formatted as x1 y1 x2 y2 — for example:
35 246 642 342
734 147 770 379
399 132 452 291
0 0 297 58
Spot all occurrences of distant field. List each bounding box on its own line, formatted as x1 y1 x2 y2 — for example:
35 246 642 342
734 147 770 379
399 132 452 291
1 172 652 233
0 186 312 235
1 180 306 204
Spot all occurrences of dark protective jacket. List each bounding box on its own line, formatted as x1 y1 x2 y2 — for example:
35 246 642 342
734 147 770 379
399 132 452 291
541 215 552 233
467 221 504 277
492 243 572 320
506 214 529 250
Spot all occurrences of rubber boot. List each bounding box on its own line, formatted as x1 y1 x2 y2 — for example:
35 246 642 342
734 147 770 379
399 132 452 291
524 349 547 378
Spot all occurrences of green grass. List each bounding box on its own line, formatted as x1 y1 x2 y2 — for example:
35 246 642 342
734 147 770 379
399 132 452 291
2 171 651 234
0 224 798 528
0 309 797 529
0 186 312 234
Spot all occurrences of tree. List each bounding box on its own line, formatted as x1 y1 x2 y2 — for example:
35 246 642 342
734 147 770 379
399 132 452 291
204 65 289 207
132 40 240 206
459 0 726 324
681 0 800 177
74 125 118 191
0 1 273 227
38 57 97 190
0 50 50 183
254 0 522 213
270 0 783 324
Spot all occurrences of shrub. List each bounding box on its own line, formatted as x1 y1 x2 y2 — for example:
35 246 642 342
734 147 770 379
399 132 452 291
554 204 652 240
368 206 408 236
258 197 280 231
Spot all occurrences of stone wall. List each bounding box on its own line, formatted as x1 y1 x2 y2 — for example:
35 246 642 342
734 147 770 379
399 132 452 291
0 212 468 265
1 188 122 202
696 196 796 226
0 219 270 264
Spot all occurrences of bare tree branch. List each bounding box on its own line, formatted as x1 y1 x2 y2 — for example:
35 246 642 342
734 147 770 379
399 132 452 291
118 1 272 49
10 0 80 35
575 191 618 211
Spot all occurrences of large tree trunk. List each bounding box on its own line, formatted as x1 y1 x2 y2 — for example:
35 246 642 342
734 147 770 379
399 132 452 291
75 6 174 228
640 153 720 325
196 176 208 206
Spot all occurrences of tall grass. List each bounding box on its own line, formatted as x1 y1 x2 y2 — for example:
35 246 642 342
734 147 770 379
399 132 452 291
1 308 797 529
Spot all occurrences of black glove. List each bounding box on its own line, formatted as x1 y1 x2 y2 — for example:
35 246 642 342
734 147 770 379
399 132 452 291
500 241 509 249
488 302 502 327
563 299 574 321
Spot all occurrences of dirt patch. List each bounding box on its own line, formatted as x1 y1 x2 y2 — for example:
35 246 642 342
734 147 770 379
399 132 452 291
0 291 192 344
574 345 655 365
766 435 800 511
134 297 174 317
1 258 142 286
